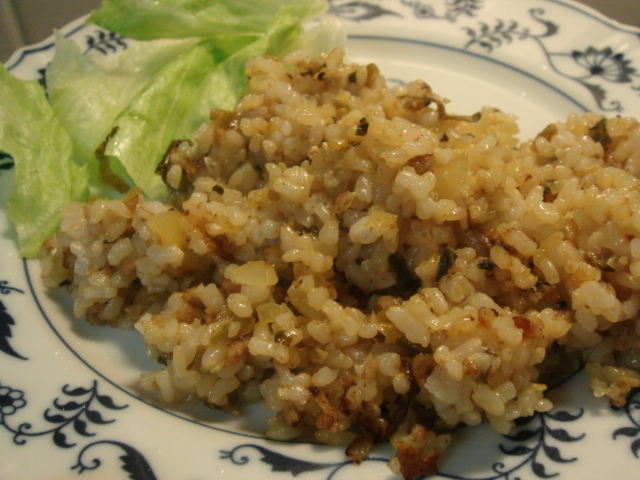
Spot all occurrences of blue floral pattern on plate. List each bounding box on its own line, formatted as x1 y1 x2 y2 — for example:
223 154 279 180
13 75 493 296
329 0 640 112
218 406 586 480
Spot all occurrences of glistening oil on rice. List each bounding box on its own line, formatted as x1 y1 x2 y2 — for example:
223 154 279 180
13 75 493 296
41 48 640 479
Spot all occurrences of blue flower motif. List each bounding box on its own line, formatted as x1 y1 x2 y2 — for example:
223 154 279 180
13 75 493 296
0 385 26 417
572 47 636 82
408 2 436 19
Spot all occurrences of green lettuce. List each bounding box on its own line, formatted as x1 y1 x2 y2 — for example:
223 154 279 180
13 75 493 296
98 10 306 198
48 32 201 163
0 65 88 258
99 35 257 198
88 0 328 40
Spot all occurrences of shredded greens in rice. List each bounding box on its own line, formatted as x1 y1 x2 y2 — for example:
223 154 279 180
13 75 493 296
41 49 640 479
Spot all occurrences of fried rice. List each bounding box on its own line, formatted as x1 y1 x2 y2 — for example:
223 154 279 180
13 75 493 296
41 48 640 479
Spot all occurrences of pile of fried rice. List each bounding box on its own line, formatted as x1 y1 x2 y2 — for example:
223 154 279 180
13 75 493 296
41 48 640 479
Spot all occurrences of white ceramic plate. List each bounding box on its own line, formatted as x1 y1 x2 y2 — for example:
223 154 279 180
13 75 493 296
3 1 640 479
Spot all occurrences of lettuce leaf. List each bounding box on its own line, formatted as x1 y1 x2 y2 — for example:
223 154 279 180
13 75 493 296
299 14 347 57
100 9 304 198
47 32 201 163
0 64 88 257
100 37 226 198
88 0 327 40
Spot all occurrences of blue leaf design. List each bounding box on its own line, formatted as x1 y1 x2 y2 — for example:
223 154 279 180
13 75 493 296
96 393 127 410
614 426 640 438
221 444 355 477
543 444 575 463
529 8 559 37
53 429 75 448
632 438 640 458
3 379 145 478
581 81 622 112
612 388 640 457
73 418 94 437
495 408 586 479
3 380 129 459
117 443 159 480
531 460 554 478
447 0 484 19
63 385 92 396
54 399 83 411
546 427 584 442
44 410 69 424
83 30 129 56
86 409 113 425
254 445 334 475
0 300 27 360
73 440 157 480
544 409 584 422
